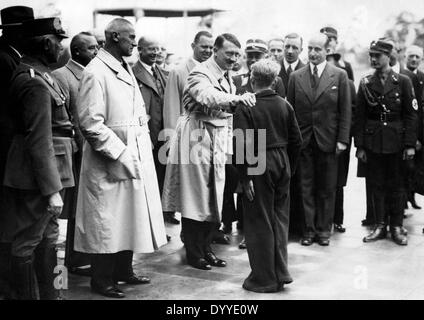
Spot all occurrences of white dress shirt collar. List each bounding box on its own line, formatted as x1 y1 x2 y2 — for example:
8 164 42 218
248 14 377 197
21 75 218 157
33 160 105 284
283 59 299 72
140 60 155 76
310 60 327 78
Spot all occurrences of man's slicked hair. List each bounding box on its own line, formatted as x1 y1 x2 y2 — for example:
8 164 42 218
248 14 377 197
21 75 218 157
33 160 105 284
284 33 303 48
194 31 213 44
214 33 241 49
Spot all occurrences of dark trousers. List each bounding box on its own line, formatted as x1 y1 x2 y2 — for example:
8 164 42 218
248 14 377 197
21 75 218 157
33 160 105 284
91 251 134 287
242 148 292 292
181 218 218 264
222 164 239 228
299 138 338 239
289 171 303 236
367 151 405 227
9 189 60 257
63 150 91 270
334 143 351 225
153 143 166 196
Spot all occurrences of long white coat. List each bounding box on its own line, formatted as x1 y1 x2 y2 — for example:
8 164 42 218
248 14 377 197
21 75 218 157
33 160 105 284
74 49 167 254
162 57 237 223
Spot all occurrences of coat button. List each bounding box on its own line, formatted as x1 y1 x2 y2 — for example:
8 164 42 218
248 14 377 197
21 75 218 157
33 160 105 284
383 122 387 126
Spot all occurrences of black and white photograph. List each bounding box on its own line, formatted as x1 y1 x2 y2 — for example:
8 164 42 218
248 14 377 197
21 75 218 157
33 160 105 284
1 0 424 307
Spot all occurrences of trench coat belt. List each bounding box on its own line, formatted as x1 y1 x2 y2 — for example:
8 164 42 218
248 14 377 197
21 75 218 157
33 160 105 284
107 115 150 128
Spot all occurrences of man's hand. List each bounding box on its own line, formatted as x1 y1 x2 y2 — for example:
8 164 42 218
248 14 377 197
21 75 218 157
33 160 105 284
356 148 367 163
416 140 422 151
403 148 415 160
336 142 347 155
238 92 256 107
242 180 255 202
47 192 63 216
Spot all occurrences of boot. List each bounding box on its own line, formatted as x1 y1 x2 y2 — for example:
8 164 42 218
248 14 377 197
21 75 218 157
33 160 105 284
363 224 387 243
390 226 408 246
34 246 61 300
11 255 39 300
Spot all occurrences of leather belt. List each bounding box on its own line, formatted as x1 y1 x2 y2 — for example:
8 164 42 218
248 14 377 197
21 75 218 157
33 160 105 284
367 113 401 122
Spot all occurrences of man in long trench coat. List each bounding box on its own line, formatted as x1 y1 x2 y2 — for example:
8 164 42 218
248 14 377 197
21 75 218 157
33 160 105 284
162 33 256 270
74 18 167 298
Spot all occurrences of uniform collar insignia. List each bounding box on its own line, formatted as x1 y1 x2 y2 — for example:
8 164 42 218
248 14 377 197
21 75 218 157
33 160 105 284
43 72 54 86
391 74 399 84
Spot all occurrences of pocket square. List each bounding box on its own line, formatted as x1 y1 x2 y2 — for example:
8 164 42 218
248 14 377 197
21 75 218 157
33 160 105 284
331 86 338 89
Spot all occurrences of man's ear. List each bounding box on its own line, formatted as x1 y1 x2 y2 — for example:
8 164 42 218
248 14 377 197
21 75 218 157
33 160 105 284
43 36 51 52
112 32 120 43
191 42 195 50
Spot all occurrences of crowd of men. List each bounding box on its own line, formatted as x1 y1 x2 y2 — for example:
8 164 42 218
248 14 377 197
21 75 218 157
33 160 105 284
0 5 423 299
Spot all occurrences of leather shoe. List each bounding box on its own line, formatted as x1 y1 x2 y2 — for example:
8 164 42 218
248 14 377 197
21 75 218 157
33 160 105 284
212 231 231 245
363 224 387 242
116 274 150 285
69 266 91 277
189 258 212 270
334 224 346 233
91 283 125 298
205 252 226 267
238 238 246 249
317 238 330 246
301 237 313 246
390 227 408 245
164 213 180 225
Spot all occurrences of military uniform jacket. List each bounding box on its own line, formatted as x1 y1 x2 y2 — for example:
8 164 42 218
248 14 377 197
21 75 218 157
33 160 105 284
3 56 75 196
354 69 417 154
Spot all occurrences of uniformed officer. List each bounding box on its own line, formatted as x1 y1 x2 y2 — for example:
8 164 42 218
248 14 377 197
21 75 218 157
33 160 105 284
3 17 73 299
354 39 417 246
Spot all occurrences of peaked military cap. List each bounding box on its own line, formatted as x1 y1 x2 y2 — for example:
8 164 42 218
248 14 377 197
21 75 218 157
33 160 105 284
22 17 68 39
0 6 34 29
369 39 393 55
320 26 338 40
245 39 268 54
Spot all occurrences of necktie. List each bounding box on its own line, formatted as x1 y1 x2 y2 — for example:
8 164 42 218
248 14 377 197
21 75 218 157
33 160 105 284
287 64 293 77
152 66 164 99
312 65 319 89
224 71 232 93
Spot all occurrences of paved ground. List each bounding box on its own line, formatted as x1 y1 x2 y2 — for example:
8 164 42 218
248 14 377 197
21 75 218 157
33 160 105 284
60 153 424 300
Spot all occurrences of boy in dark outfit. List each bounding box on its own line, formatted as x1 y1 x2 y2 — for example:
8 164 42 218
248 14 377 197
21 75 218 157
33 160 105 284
233 59 302 292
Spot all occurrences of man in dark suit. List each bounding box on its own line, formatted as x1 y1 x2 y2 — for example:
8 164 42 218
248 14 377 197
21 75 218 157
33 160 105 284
402 45 424 209
355 39 416 246
321 27 355 233
287 33 351 246
52 32 98 276
279 33 305 91
132 36 173 224
0 5 34 299
4 17 72 300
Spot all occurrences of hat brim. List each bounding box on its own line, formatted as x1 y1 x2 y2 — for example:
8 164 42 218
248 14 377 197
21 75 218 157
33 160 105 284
0 22 23 29
369 49 388 55
245 49 267 54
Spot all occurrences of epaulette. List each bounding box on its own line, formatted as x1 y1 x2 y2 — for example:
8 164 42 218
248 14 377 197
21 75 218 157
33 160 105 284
361 74 372 85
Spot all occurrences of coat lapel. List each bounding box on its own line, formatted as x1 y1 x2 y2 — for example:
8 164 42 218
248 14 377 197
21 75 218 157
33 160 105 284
97 49 134 87
383 70 398 95
314 64 335 102
133 61 159 95
66 59 84 81
298 64 314 103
